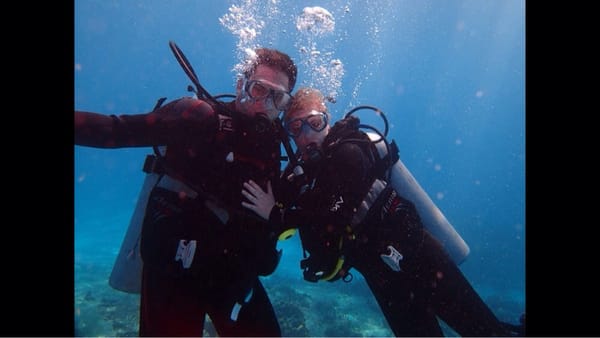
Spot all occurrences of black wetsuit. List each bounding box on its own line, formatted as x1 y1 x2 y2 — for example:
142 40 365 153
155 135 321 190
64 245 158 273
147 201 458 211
270 116 512 337
75 97 282 337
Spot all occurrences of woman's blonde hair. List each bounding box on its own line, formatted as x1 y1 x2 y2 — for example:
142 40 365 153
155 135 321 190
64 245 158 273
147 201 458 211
285 87 331 122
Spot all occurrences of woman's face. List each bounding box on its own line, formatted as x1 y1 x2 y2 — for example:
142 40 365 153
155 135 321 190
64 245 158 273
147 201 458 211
284 108 330 157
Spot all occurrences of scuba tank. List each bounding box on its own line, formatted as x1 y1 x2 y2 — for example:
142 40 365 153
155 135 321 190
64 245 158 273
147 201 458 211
347 106 470 264
365 131 470 264
108 160 162 293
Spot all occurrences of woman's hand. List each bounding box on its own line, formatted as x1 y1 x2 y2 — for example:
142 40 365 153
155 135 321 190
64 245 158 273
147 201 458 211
241 180 275 220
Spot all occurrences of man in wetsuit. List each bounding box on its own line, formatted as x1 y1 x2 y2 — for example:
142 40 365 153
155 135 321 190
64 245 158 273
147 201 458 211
75 47 297 337
242 87 524 336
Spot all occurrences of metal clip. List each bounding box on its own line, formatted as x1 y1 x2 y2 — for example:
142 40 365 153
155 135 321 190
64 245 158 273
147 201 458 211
174 240 197 269
380 245 403 272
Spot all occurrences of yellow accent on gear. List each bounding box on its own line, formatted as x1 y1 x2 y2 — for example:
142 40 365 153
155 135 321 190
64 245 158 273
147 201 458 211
278 228 297 241
321 256 345 281
321 236 345 281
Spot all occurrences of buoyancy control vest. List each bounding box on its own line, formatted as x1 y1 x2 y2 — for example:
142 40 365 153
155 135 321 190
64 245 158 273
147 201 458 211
292 116 382 282
109 99 285 293
108 41 293 293
291 108 470 283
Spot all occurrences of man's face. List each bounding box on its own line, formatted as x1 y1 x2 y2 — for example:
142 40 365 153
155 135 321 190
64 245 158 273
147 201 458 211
235 64 291 121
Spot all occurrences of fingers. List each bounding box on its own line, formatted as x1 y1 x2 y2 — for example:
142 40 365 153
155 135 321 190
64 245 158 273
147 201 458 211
242 180 262 210
241 188 255 201
243 180 258 194
243 180 267 197
241 180 274 220
241 200 255 211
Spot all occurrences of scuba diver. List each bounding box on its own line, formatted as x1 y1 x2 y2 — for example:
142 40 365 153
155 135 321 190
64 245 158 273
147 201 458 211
241 87 525 336
75 42 297 337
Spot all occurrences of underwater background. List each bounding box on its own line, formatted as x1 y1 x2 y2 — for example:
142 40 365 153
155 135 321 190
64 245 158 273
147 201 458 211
74 0 525 336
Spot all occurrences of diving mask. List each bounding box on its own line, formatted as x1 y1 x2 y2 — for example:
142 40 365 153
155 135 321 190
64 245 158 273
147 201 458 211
284 111 328 138
244 79 292 111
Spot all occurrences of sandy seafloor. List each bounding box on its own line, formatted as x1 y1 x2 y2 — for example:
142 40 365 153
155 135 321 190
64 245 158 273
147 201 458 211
75 213 523 337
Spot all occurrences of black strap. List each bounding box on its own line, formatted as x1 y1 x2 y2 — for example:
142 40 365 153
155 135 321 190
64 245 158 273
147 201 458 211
169 41 235 117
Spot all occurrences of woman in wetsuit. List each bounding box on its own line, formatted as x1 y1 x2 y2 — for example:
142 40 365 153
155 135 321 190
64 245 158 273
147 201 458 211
241 87 524 336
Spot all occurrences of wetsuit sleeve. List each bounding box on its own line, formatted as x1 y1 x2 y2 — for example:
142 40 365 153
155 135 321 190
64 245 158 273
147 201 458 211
269 142 370 235
75 97 217 148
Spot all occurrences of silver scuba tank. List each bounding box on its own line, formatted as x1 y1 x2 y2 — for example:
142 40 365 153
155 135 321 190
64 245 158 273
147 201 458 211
109 144 167 293
366 132 470 264
108 171 161 293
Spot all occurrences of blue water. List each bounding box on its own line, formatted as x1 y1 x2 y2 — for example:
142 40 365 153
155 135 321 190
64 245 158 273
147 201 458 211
75 1 525 336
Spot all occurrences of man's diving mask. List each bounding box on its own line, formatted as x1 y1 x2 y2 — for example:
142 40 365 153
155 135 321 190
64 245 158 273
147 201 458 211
244 79 292 112
284 111 329 138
